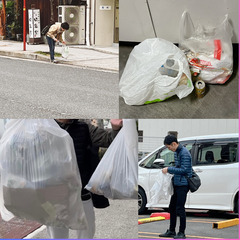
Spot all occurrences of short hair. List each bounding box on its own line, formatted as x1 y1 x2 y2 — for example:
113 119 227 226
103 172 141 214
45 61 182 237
61 22 69 30
164 135 178 145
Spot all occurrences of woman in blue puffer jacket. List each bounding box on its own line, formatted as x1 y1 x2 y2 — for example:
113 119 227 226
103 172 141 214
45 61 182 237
159 135 192 239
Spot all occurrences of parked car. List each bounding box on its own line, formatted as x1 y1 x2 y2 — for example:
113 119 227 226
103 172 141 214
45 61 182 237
138 134 239 214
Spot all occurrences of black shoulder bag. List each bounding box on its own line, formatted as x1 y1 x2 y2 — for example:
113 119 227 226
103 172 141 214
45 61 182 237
41 24 53 35
185 169 201 193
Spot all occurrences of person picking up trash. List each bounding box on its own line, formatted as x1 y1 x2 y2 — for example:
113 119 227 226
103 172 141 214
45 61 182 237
46 22 69 63
159 135 192 239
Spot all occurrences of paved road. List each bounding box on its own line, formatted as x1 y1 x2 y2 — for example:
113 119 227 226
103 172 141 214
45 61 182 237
0 56 119 118
25 199 138 239
139 210 239 239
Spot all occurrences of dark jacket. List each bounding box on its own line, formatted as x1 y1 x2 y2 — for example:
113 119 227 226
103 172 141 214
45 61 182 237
57 120 118 207
168 144 192 186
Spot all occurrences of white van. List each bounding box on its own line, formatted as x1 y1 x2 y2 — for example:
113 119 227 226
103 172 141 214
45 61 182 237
138 134 239 214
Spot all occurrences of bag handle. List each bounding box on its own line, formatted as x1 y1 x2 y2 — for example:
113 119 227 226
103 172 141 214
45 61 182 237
179 11 195 43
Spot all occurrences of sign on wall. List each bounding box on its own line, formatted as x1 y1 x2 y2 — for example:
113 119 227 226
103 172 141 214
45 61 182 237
28 9 41 39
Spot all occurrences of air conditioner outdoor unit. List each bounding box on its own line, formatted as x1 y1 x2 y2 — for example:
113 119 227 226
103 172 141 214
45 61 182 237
58 5 86 45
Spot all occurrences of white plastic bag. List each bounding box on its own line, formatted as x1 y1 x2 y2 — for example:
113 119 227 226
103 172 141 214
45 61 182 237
146 171 173 207
119 38 193 105
62 45 69 59
0 119 87 230
179 11 233 84
85 119 138 199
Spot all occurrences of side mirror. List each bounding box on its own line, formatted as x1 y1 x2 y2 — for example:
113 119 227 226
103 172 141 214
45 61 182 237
153 159 165 166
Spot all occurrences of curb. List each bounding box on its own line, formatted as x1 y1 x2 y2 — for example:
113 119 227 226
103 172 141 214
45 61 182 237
0 50 49 62
213 218 239 229
0 50 118 72
138 216 165 225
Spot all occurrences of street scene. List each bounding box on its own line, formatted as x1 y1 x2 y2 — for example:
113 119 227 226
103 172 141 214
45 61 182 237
0 0 119 118
138 119 239 239
0 53 118 118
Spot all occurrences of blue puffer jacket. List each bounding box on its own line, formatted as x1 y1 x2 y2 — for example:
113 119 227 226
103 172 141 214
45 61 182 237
167 144 192 186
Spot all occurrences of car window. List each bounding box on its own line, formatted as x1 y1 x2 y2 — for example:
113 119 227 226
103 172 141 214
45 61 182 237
139 141 194 169
159 142 193 167
139 150 159 168
196 142 238 165
158 147 175 166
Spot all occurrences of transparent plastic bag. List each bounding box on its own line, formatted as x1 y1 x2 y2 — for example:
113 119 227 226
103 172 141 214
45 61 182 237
119 38 193 105
0 119 87 230
62 45 69 59
85 119 138 199
179 11 233 84
146 171 173 207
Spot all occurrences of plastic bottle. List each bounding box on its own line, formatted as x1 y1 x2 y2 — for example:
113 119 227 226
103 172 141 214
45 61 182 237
159 58 179 78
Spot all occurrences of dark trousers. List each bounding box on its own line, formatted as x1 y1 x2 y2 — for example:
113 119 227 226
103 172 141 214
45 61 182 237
46 36 55 61
169 185 189 233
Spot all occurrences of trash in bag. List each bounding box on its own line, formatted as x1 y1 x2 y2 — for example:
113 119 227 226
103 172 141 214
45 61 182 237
179 11 233 84
119 38 193 105
146 171 173 207
85 119 138 199
0 119 87 230
62 45 69 59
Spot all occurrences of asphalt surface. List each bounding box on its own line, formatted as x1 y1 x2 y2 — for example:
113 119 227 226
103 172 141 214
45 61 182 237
25 199 138 239
139 210 239 239
0 56 119 118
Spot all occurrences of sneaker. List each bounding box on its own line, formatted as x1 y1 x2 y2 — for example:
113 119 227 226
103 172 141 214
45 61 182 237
52 60 58 64
159 229 176 238
174 232 186 239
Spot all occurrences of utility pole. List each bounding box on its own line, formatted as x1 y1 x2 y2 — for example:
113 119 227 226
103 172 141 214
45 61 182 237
23 0 26 50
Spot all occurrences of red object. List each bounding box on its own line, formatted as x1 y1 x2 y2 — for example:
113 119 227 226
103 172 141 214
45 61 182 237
23 0 26 51
214 39 222 60
150 212 170 220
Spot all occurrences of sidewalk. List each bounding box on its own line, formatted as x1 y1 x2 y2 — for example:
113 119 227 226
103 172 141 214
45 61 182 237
0 40 119 72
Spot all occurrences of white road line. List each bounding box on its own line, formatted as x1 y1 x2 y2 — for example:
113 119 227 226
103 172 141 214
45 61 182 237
23 225 46 239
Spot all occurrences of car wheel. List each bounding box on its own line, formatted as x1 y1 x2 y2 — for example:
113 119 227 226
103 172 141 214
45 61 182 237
138 187 147 214
234 197 239 214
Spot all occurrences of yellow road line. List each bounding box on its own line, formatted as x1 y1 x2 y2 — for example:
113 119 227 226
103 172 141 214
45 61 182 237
138 232 224 239
187 220 216 224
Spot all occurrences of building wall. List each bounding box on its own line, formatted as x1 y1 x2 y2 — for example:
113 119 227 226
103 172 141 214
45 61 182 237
138 119 239 153
26 0 59 32
120 0 239 43
94 0 115 46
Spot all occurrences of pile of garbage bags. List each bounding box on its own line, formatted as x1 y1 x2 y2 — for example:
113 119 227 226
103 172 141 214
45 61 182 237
120 11 233 105
0 119 87 230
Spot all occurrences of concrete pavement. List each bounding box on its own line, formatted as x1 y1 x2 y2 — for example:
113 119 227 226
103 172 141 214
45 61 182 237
23 199 138 239
0 40 119 72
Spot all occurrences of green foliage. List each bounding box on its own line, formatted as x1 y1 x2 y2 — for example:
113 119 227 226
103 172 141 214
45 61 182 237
35 51 62 57
6 0 23 36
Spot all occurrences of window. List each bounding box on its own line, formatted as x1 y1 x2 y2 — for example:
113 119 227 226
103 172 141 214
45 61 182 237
158 141 193 167
138 130 143 143
139 150 159 169
196 141 238 165
139 141 193 169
